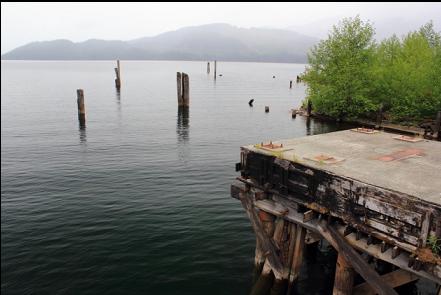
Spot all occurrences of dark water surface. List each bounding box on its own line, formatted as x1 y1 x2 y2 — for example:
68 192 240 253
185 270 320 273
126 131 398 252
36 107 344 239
1 61 432 294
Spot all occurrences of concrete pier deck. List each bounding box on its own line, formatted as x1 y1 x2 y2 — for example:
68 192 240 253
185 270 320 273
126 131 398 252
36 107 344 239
231 129 441 293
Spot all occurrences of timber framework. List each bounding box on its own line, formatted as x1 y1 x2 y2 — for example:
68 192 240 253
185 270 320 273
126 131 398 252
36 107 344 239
231 129 441 294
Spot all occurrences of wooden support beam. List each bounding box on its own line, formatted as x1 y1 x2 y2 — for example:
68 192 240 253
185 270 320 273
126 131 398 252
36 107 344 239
392 246 400 259
353 269 419 295
303 210 315 223
239 192 284 279
317 220 398 295
207 62 210 74
289 224 306 283
333 253 355 295
246 195 441 284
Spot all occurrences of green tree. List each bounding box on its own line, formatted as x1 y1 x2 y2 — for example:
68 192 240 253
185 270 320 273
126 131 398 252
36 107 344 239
302 16 377 120
303 17 441 124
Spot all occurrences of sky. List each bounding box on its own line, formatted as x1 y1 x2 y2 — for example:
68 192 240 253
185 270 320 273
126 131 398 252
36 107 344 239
2 2 440 54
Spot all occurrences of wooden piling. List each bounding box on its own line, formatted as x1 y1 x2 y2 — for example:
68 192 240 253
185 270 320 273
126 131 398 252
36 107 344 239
265 106 270 113
289 224 306 284
333 253 354 295
255 210 275 269
176 72 190 107
290 80 292 88
214 60 217 80
182 73 189 107
115 60 121 89
76 89 85 126
207 62 210 74
177 72 182 105
307 99 312 116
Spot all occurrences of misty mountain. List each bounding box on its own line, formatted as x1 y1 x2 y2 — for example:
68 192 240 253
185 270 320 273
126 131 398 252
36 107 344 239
1 24 318 63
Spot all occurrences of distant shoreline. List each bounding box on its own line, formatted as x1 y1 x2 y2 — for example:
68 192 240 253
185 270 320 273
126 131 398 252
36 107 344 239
0 59 309 65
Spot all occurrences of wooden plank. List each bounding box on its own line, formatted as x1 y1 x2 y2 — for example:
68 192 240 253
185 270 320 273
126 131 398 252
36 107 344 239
364 219 418 245
420 210 432 247
356 195 422 227
317 220 398 295
353 269 419 295
303 210 315 223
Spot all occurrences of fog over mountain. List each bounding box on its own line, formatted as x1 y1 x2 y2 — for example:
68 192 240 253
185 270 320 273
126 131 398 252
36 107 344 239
1 24 318 63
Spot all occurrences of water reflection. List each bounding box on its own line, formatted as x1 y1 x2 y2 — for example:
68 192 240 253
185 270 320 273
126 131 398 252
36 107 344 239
115 89 122 126
176 106 189 143
305 117 312 135
78 125 86 144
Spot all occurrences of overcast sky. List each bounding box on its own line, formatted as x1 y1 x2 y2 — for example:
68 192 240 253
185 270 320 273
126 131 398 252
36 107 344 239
2 2 440 54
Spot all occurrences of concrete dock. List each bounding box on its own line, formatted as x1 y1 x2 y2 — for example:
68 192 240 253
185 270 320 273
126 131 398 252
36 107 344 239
231 129 441 294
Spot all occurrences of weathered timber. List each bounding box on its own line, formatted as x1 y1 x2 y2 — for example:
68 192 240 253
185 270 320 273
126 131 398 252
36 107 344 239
306 99 312 116
237 130 441 250
176 72 190 107
207 62 210 74
265 106 269 113
290 80 293 88
176 72 182 105
182 73 189 107
248 195 441 284
333 253 355 295
231 130 441 293
115 60 121 89
289 224 306 283
238 191 284 279
317 220 398 295
353 269 419 295
76 89 85 126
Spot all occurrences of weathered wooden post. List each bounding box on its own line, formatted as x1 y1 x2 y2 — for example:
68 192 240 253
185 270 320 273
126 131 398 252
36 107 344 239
307 99 312 116
115 60 121 89
214 60 217 80
265 106 269 113
182 73 189 107
176 72 189 107
207 62 210 74
290 80 292 88
77 89 85 126
333 254 354 295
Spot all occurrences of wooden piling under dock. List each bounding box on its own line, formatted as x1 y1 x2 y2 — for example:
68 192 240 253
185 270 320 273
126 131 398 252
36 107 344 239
231 129 441 294
207 62 210 74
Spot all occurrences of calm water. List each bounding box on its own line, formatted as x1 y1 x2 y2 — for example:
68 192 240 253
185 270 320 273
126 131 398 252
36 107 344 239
1 61 432 294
